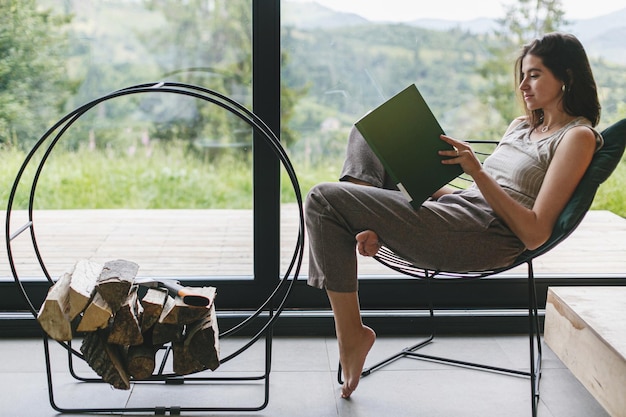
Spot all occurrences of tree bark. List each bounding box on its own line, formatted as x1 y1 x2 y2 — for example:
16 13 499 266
81 330 130 390
126 335 157 380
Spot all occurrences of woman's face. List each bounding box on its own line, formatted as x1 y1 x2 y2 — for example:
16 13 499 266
519 54 564 112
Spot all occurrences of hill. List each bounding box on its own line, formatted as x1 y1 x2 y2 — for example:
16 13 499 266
283 2 626 65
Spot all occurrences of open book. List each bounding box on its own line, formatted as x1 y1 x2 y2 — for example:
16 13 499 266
355 84 462 209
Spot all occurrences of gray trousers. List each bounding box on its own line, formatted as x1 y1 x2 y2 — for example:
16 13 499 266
305 127 525 292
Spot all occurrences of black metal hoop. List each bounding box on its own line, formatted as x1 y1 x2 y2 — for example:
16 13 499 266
4 82 305 412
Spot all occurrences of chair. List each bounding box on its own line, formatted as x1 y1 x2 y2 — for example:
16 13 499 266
340 119 626 417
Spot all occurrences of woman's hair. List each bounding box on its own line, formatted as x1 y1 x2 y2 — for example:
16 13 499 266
515 32 601 127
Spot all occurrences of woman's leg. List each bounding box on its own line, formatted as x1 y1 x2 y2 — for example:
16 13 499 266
340 126 397 189
305 182 412 398
326 290 376 398
305 181 524 397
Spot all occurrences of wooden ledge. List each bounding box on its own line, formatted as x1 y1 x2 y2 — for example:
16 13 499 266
545 286 626 417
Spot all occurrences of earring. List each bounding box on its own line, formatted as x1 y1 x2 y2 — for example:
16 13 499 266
562 84 566 92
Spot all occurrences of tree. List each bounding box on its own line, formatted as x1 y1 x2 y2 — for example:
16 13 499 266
478 0 566 134
0 0 75 148
140 0 303 150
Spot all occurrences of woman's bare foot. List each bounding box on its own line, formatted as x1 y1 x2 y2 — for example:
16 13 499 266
339 325 376 398
326 290 375 399
356 230 381 257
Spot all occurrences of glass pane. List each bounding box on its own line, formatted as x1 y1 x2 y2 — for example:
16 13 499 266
280 1 626 279
280 2 487 277
3 1 255 281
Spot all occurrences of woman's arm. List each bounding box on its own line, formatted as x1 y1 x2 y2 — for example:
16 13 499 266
432 118 527 201
440 126 597 250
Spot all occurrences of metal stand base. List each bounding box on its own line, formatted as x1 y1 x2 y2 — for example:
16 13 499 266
44 327 275 414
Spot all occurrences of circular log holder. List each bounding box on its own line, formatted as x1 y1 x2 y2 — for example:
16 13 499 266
5 82 305 413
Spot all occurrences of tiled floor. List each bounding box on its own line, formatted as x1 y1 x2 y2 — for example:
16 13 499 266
0 334 609 417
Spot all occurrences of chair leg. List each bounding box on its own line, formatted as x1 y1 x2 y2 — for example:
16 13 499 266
527 261 542 417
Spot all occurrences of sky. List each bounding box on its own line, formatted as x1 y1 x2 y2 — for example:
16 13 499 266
287 0 626 22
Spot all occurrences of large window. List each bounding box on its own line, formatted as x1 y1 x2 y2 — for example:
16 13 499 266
2 0 283 312
3 1 625 324
278 0 626 313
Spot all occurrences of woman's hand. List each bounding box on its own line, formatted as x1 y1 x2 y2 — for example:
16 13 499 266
356 230 381 257
438 134 483 177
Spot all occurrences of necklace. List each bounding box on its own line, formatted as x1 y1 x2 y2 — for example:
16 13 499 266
540 125 550 133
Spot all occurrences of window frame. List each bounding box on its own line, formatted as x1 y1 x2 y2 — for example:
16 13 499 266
3 1 625 337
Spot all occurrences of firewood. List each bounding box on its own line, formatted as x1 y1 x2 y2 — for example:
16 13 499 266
96 259 139 312
152 296 183 345
38 257 221 388
37 272 73 341
172 304 220 375
107 286 143 346
185 304 220 371
81 330 130 390
76 292 112 332
126 338 157 380
68 259 103 320
172 341 207 375
152 322 183 345
140 287 168 331
160 287 217 325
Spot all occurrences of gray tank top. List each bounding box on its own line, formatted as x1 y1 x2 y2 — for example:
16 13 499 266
471 117 603 209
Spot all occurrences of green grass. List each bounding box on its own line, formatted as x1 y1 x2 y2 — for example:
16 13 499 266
1 144 625 218
591 157 626 216
2 144 257 210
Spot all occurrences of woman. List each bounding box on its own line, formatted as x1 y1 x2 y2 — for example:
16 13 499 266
304 32 603 399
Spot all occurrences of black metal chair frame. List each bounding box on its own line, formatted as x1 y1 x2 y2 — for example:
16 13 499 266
337 120 626 417
5 82 305 414
357 246 543 416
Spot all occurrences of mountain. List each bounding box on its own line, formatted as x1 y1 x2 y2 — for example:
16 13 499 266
407 17 498 33
281 1 368 29
565 8 626 63
282 2 626 64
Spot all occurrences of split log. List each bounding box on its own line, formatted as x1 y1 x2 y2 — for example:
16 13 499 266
152 322 183 346
126 335 157 380
76 292 112 332
140 287 168 332
172 341 206 376
172 305 219 375
68 259 103 320
152 296 183 345
96 259 139 312
186 304 220 371
107 286 143 346
37 272 73 341
160 287 217 325
81 330 130 390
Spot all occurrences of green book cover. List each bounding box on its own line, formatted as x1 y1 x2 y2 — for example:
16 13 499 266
355 84 463 209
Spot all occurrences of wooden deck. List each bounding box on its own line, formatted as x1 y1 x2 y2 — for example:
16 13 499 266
2 207 626 280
